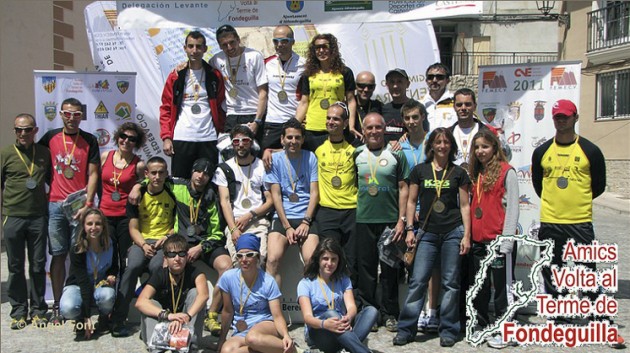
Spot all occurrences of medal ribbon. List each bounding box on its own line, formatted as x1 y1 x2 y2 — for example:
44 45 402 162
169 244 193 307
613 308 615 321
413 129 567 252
475 173 483 205
188 65 204 102
62 130 80 167
277 55 293 92
189 195 203 225
283 152 302 196
317 276 335 310
329 141 344 177
357 100 371 129
455 126 473 163
239 270 259 315
551 135 580 178
236 161 253 198
112 151 130 192
228 53 244 86
13 144 36 178
431 162 449 199
169 270 185 313
319 71 330 102
367 149 380 185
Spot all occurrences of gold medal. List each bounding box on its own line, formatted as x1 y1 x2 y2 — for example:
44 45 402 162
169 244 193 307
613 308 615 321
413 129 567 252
236 319 248 332
229 88 238 98
277 90 288 101
331 176 342 188
320 98 330 109
474 206 483 219
433 200 446 213
368 184 378 196
241 198 252 209
289 193 299 202
63 168 74 179
557 176 569 189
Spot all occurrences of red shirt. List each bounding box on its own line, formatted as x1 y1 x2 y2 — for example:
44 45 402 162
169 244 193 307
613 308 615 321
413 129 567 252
100 150 140 217
471 162 511 243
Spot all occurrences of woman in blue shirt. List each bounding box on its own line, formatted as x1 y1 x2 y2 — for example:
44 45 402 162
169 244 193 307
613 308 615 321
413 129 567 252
298 238 377 353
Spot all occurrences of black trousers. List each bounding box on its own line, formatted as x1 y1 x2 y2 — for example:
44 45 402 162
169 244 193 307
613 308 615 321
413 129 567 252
107 216 130 278
171 140 219 179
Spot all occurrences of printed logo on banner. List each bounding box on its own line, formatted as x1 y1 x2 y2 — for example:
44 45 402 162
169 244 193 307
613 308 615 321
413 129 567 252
550 66 578 89
507 101 522 121
515 222 523 236
66 78 84 94
481 71 507 92
507 131 522 153
534 101 546 123
388 1 425 14
42 76 57 94
117 80 130 94
526 219 540 239
516 164 532 183
324 1 372 11
95 128 111 147
519 194 538 210
531 136 548 148
286 1 304 12
115 102 132 120
43 101 58 122
94 101 109 119
482 108 497 124
92 80 111 92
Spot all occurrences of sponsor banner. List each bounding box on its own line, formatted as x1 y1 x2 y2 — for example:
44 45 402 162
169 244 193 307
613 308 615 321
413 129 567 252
116 0 482 28
477 61 581 311
33 71 137 152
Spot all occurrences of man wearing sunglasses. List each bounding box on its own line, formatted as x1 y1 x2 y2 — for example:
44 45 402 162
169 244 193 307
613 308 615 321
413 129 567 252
210 25 268 137
421 63 457 131
2 114 51 329
261 25 306 153
353 71 383 140
136 235 209 351
382 68 429 144
160 30 226 179
38 97 101 326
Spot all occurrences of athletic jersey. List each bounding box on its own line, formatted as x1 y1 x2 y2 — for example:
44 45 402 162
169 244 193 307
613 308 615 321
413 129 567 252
210 47 268 115
38 128 100 202
173 67 218 141
532 136 606 224
264 52 305 124
301 67 355 132
421 90 456 132
381 101 406 142
170 179 223 244
213 157 266 218
127 187 176 240
100 150 140 217
314 139 357 209
354 145 409 224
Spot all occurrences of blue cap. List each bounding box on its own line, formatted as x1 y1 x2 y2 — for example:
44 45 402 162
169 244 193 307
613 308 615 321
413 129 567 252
236 233 261 252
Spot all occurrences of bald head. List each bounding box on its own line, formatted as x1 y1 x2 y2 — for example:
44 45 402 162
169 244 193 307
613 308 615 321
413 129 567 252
356 71 375 83
273 25 294 39
356 71 377 103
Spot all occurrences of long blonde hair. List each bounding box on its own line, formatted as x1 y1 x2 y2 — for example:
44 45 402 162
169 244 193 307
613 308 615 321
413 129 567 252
74 208 111 254
469 130 508 192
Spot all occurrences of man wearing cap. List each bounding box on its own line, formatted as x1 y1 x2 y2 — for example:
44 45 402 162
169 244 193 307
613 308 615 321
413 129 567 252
352 71 383 140
160 30 226 179
111 156 177 337
2 114 51 329
210 25 268 136
261 25 306 152
169 158 233 336
531 99 623 348
382 69 429 144
421 63 456 131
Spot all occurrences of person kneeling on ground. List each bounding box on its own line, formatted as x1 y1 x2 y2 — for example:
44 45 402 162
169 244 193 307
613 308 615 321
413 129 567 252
135 235 209 352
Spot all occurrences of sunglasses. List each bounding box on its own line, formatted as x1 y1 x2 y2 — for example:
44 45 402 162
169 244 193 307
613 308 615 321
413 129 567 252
232 137 252 146
119 133 138 143
273 38 294 44
426 74 447 81
356 83 376 90
61 110 83 119
14 127 35 134
235 251 258 260
455 102 474 107
186 43 205 49
165 251 188 258
314 43 330 51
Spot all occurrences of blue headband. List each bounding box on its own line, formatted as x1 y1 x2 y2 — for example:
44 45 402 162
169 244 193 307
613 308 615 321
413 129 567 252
236 233 260 252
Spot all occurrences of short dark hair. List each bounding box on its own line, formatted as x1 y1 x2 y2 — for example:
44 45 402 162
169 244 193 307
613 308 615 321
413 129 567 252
113 122 146 148
281 118 305 137
400 100 427 118
230 125 255 140
426 62 451 78
303 238 349 282
15 113 36 126
163 235 189 253
146 156 168 169
185 30 206 46
216 24 239 41
425 127 458 163
453 88 476 104
61 98 82 109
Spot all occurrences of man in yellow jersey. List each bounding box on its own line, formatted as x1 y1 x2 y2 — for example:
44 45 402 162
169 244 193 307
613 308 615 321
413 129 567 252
532 99 624 348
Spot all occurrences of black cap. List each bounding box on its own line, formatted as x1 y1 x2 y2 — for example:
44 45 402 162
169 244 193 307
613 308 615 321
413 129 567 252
386 68 409 81
191 158 214 175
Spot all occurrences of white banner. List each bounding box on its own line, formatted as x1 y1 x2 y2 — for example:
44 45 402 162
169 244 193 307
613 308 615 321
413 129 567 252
116 1 482 28
33 70 137 154
476 61 582 311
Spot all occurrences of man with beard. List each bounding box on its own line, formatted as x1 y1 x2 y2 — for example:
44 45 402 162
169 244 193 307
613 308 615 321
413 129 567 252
421 63 456 132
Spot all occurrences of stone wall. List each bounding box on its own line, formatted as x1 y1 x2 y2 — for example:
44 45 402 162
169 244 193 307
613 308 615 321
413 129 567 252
606 160 630 198
449 75 478 92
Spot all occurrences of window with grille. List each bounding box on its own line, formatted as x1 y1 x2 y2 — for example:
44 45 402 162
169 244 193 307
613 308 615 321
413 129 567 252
597 69 630 120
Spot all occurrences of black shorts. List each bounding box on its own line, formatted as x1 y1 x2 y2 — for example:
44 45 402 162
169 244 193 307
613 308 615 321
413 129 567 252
201 245 230 268
270 218 319 237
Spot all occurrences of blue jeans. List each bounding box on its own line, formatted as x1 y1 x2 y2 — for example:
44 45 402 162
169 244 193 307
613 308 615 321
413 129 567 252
48 202 79 256
59 285 116 319
398 225 464 340
306 307 378 353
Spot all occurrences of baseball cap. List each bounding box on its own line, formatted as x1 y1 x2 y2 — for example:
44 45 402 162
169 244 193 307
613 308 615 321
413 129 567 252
386 68 409 81
191 158 214 175
552 99 578 117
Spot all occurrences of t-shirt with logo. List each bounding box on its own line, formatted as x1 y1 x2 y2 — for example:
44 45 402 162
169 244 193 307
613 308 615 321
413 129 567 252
265 52 306 124
127 187 176 240
314 139 357 209
300 67 355 132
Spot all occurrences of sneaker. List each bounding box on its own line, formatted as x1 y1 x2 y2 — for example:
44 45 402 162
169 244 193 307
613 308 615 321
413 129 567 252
440 336 456 347
10 317 27 330
417 312 430 332
393 334 414 346
111 322 130 337
426 316 439 333
486 334 508 349
385 317 398 332
611 334 626 349
95 314 111 333
204 311 221 336
31 315 48 328
50 305 63 326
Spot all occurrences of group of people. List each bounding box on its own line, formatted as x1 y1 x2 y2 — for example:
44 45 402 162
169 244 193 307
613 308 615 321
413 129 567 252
2 22 621 353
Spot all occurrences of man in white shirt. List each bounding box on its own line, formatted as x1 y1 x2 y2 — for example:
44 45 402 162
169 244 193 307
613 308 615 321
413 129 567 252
421 63 456 132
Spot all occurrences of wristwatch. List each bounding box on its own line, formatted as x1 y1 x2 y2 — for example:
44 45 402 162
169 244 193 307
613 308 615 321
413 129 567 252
405 225 414 232
303 216 313 226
